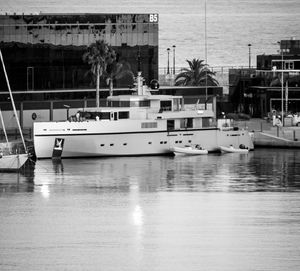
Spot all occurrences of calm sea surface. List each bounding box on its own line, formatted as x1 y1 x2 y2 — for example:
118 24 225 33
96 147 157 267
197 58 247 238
1 0 300 67
1 148 300 270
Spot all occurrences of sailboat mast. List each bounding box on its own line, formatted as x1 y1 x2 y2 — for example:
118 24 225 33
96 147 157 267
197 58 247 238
0 50 27 153
0 109 9 148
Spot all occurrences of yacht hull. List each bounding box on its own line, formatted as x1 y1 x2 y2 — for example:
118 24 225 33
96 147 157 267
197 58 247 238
33 121 253 158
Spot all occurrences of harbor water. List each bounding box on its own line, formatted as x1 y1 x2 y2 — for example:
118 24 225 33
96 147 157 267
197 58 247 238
1 148 300 270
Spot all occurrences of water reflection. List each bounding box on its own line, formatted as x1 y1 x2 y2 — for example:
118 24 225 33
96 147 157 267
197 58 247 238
2 149 300 196
0 160 35 194
27 149 300 194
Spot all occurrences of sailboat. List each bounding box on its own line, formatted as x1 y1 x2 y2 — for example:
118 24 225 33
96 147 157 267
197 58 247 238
0 50 29 172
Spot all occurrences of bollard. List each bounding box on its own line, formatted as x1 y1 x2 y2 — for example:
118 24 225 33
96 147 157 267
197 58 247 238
277 126 279 137
261 122 263 132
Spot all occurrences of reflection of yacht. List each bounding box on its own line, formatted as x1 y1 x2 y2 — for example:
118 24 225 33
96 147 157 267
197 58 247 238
33 73 254 158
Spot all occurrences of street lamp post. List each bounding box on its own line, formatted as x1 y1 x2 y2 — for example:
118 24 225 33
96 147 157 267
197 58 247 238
278 41 284 122
172 45 176 75
167 48 170 74
248 43 251 70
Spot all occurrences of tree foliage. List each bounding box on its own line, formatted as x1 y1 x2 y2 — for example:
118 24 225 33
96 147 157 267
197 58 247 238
105 60 134 96
82 40 116 107
175 58 218 86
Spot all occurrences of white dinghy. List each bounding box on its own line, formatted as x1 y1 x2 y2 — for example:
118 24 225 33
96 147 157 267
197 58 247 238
219 145 249 154
171 145 208 156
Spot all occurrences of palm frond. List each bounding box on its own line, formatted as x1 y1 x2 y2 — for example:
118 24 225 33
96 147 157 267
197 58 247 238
175 58 219 87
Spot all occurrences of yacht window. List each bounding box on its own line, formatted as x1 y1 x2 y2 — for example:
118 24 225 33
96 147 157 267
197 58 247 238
120 101 130 107
167 120 175 130
108 101 130 107
202 117 213 128
160 100 172 111
129 100 150 107
113 112 118 120
180 118 193 128
173 98 181 111
119 111 129 119
141 122 157 128
111 101 119 107
100 112 110 120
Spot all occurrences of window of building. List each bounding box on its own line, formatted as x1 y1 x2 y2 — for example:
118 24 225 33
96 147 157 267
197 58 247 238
285 61 294 70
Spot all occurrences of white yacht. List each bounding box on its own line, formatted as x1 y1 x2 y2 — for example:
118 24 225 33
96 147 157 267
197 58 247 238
33 73 254 158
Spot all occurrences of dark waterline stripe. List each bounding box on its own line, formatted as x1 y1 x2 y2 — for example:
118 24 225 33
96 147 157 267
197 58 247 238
34 128 218 137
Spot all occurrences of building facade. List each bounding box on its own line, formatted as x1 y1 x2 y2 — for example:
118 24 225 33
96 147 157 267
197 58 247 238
229 39 300 118
0 13 159 92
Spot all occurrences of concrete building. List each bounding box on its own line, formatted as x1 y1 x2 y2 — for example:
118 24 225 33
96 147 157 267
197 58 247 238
229 39 300 118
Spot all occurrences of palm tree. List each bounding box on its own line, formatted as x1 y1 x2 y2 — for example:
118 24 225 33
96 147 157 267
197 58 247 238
83 40 116 108
175 58 218 86
105 60 134 96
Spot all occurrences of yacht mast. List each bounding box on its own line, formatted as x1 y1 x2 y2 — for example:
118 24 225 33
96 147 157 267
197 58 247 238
0 50 27 153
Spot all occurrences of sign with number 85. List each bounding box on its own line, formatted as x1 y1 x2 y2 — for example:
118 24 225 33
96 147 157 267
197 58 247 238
149 14 158 23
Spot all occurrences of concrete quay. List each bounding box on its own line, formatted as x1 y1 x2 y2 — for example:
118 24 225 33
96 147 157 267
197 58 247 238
235 118 300 148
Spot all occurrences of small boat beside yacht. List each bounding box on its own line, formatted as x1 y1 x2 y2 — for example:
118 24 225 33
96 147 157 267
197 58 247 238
170 145 208 156
219 145 249 154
